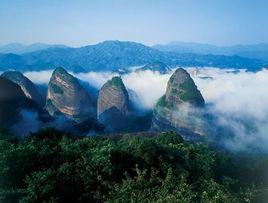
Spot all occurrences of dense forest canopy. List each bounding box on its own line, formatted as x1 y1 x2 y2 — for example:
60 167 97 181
0 128 267 202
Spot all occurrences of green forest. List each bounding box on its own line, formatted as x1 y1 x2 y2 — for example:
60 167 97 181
0 128 267 203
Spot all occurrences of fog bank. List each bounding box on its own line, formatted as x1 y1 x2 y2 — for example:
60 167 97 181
23 67 268 151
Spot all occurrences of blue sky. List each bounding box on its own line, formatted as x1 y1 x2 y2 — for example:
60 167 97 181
0 0 267 46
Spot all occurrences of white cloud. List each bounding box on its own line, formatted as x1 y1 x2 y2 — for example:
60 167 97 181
122 70 171 109
189 68 268 151
75 71 118 89
75 70 172 109
23 67 268 151
191 68 268 121
24 70 53 84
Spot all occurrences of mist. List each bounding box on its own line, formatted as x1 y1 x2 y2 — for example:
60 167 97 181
10 109 40 136
189 68 268 152
23 67 268 152
24 70 53 84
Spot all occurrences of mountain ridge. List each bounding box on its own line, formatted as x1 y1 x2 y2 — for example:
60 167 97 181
0 40 267 72
0 42 68 54
153 41 268 61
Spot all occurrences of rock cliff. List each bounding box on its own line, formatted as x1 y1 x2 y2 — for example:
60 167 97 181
97 76 131 131
151 68 205 139
0 77 43 129
45 67 95 122
1 71 43 105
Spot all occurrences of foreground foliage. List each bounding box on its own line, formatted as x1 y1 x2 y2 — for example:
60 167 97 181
0 128 267 202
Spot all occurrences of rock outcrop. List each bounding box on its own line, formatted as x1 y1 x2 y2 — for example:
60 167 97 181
45 67 95 122
0 76 46 130
151 68 205 140
136 61 171 74
97 76 131 131
0 77 27 128
1 71 43 105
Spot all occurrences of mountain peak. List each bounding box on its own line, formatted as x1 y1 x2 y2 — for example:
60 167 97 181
53 67 68 74
108 76 125 88
137 61 171 74
45 68 95 122
1 70 23 78
52 67 78 84
1 71 43 105
97 76 131 132
0 77 26 101
165 68 204 107
0 76 29 128
152 68 205 139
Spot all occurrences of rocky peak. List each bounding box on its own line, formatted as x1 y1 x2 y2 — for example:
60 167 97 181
0 77 52 135
0 76 26 103
0 77 31 128
164 68 204 108
152 68 205 140
97 76 131 131
1 71 42 105
45 67 95 122
137 61 171 74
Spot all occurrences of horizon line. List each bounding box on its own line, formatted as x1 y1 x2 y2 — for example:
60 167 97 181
1 40 268 49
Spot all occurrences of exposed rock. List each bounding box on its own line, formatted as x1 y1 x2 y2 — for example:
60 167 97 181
1 71 43 105
45 67 95 122
0 77 27 128
97 76 131 131
0 77 47 131
151 68 205 140
165 68 204 107
136 61 171 74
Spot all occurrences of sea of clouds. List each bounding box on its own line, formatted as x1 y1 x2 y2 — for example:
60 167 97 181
24 67 268 152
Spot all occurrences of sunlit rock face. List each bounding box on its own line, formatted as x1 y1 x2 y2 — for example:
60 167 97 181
45 67 95 122
97 76 131 132
1 71 43 106
152 68 205 140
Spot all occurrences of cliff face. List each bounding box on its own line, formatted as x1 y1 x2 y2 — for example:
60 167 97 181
1 71 43 105
97 76 131 131
45 67 95 122
152 68 205 139
165 68 204 107
0 77 31 128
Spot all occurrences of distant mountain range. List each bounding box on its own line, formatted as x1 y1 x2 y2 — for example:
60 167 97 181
153 41 268 61
0 40 267 72
0 43 68 54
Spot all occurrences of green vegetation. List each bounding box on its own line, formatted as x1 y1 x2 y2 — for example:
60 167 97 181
50 83 64 94
171 88 178 95
108 76 124 88
0 129 267 202
54 67 67 75
72 113 90 123
179 79 203 103
46 99 53 106
53 67 78 85
169 75 175 83
140 61 169 73
156 95 167 108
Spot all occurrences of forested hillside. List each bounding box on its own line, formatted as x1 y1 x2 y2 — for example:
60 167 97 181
0 128 267 202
